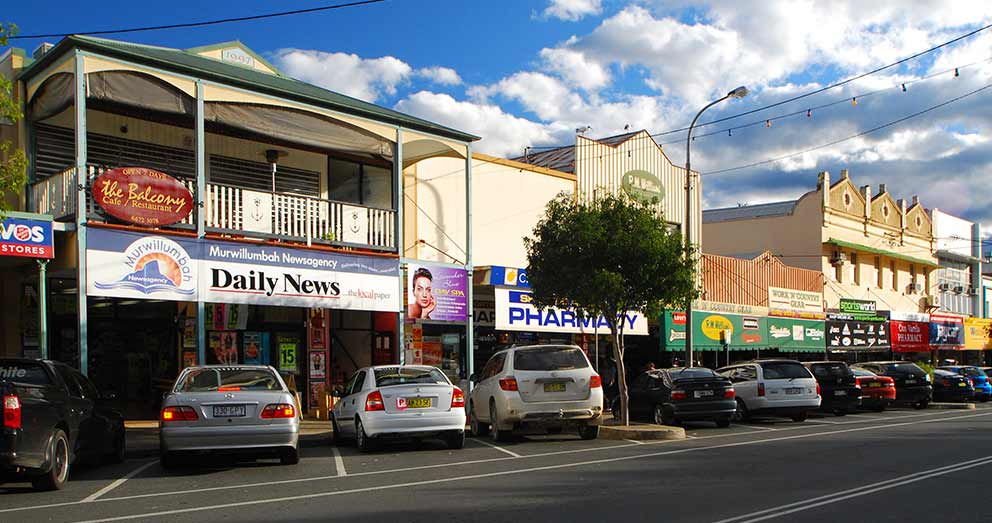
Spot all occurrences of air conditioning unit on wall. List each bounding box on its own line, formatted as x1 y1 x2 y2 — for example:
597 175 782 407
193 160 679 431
954 285 965 294
830 252 846 266
926 295 941 308
967 287 979 296
908 283 923 294
938 282 952 291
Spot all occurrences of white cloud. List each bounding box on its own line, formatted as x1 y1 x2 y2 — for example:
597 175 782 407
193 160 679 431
539 47 611 91
417 66 463 86
395 91 568 158
542 0 603 21
272 49 412 102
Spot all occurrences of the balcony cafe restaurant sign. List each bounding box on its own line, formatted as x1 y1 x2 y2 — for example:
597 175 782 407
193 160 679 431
86 227 398 311
92 167 194 227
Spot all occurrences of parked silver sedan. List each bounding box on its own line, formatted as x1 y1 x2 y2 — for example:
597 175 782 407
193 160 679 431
160 365 300 468
331 365 466 452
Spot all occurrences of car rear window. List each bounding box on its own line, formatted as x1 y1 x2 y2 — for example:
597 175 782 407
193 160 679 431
374 367 448 387
0 361 52 386
810 363 852 378
850 368 876 377
760 362 811 380
669 368 720 379
881 363 925 375
957 368 985 378
178 368 281 392
513 347 590 371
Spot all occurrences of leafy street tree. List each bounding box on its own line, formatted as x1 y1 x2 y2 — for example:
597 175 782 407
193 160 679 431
525 193 698 426
0 22 28 219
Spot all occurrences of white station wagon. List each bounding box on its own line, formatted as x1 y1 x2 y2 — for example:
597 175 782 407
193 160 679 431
470 345 604 441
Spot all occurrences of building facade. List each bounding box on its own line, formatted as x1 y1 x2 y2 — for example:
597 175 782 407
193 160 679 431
0 36 477 417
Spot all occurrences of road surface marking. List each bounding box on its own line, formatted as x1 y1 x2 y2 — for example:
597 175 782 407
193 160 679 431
331 447 347 477
471 438 522 457
81 460 157 503
742 424 778 431
70 411 992 522
805 419 841 425
711 455 992 523
0 408 970 516
624 439 646 444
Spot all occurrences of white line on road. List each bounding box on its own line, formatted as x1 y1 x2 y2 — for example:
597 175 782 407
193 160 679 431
805 419 841 425
0 408 971 516
470 438 522 457
70 411 992 523
741 424 778 431
81 460 157 503
710 455 992 523
624 439 646 445
331 447 347 477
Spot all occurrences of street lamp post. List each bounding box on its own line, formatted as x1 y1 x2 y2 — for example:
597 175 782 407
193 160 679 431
684 86 748 368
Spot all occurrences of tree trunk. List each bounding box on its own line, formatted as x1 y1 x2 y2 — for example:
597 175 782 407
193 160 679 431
613 328 629 426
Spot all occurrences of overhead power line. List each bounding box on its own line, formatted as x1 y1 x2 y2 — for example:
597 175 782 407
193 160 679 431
701 81 992 176
9 0 387 39
528 21 992 151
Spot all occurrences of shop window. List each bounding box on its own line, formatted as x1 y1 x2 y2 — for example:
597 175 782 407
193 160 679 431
851 252 860 285
329 158 394 209
909 264 916 292
891 261 898 291
875 256 883 288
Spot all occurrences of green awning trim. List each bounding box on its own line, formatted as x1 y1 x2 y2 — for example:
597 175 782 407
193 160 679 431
826 238 938 268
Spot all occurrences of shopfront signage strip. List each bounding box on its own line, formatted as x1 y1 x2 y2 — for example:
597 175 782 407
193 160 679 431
92 167 193 227
768 286 823 318
494 288 648 335
0 216 54 259
621 169 665 206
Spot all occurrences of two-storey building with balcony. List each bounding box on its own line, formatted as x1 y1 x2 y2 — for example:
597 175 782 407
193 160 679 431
0 36 478 417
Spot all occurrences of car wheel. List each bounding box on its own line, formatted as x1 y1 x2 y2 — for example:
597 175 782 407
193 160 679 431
280 447 300 465
834 408 847 417
356 418 374 453
914 400 929 410
331 416 345 446
791 411 808 422
578 424 599 440
732 399 750 422
654 404 677 426
106 427 126 464
445 430 466 450
490 402 512 443
873 405 886 412
715 416 731 428
981 396 990 403
160 451 180 470
32 429 69 491
470 410 490 437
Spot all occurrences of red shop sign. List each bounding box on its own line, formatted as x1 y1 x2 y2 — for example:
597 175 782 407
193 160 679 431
92 167 193 227
890 320 929 353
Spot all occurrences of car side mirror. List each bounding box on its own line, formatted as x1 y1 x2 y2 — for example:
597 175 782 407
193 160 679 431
469 373 478 384
331 388 343 398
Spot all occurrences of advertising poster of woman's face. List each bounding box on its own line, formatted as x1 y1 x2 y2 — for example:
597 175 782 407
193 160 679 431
407 267 436 320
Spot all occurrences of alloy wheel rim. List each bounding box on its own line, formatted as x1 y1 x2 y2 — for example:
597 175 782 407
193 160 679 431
356 420 364 446
55 438 68 482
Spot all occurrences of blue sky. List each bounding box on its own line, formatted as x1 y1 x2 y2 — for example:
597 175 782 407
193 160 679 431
5 0 992 237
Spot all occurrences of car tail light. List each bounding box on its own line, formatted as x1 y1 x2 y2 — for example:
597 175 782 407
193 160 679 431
671 389 687 401
160 406 198 422
217 386 241 392
724 388 736 399
816 383 821 396
451 387 465 409
757 383 766 397
365 390 385 412
261 403 296 419
883 378 895 388
3 395 21 429
499 377 519 391
941 378 952 386
590 375 602 388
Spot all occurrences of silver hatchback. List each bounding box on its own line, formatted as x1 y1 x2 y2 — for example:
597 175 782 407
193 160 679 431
160 365 300 468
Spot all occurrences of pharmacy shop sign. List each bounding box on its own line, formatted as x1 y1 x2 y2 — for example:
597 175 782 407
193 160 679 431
495 288 648 335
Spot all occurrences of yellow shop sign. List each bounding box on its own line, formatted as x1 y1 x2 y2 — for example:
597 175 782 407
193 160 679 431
701 315 734 341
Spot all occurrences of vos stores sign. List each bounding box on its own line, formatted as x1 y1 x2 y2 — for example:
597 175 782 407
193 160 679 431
88 228 399 311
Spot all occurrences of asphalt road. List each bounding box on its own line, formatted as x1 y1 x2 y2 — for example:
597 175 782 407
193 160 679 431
2 405 991 522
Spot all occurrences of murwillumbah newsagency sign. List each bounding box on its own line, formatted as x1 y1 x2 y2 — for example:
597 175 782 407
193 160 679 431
86 227 399 311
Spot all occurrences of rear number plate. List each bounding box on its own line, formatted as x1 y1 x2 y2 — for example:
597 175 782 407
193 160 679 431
544 382 567 392
213 405 246 417
869 382 881 388
905 379 917 385
785 388 803 395
406 398 432 408
694 390 714 398
834 390 847 396
958 382 967 387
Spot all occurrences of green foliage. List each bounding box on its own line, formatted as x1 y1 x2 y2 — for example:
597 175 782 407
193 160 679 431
0 22 28 219
524 193 698 333
914 361 936 379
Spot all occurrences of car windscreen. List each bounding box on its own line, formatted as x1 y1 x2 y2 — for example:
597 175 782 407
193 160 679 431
760 362 811 380
513 347 590 371
669 368 720 379
810 363 853 378
881 363 926 376
850 368 876 377
374 367 448 387
0 361 52 386
177 368 281 392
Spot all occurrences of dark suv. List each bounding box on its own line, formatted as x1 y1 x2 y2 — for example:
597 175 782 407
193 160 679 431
804 361 861 416
850 361 932 409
